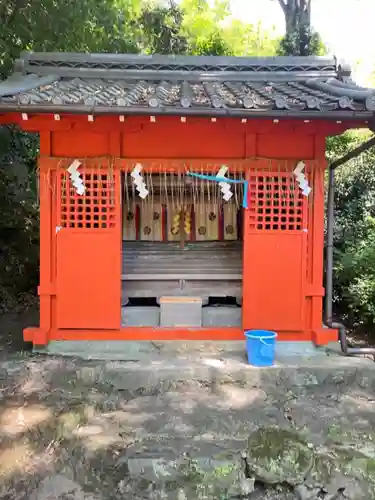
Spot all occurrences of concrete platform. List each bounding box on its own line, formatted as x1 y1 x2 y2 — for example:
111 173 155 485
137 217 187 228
34 340 375 394
36 339 323 361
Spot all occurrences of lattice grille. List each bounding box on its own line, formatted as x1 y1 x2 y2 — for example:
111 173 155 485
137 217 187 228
59 169 116 229
248 172 304 231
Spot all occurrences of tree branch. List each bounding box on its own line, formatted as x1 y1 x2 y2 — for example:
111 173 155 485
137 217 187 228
277 0 288 15
330 136 375 170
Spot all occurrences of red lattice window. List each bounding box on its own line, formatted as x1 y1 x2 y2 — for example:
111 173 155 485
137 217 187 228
59 169 116 229
248 173 304 232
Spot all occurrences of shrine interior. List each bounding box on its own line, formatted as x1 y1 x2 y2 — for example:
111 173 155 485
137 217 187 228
121 169 244 328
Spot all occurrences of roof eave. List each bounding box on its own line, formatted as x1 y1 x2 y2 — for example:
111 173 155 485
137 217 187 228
0 103 372 121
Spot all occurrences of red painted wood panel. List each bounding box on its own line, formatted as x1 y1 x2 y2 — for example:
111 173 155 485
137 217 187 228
243 233 305 331
52 131 110 157
56 231 120 329
257 133 314 159
122 122 247 158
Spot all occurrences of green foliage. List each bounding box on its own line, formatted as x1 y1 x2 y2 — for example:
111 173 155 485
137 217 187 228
180 0 278 56
327 130 375 330
223 21 280 57
138 3 188 54
191 31 234 56
278 27 326 56
0 126 39 311
340 218 375 325
0 0 143 79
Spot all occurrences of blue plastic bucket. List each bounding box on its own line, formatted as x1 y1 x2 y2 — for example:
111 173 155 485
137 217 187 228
245 330 277 367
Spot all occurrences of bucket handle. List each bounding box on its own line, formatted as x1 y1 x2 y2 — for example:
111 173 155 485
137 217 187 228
259 338 274 346
247 335 275 346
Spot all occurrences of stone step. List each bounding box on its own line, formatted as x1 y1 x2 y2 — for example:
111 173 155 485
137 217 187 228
37 340 375 392
74 354 375 392
116 441 253 499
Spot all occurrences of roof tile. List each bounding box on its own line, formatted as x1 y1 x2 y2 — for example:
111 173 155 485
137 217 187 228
0 53 374 119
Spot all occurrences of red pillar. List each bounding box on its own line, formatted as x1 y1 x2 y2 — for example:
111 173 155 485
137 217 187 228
35 134 53 345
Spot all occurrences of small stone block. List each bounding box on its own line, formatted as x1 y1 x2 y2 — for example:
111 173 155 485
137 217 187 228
121 306 159 327
202 306 241 327
160 296 202 327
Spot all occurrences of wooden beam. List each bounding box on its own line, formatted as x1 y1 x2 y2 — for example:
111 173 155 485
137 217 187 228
121 273 242 281
0 113 18 124
330 135 375 170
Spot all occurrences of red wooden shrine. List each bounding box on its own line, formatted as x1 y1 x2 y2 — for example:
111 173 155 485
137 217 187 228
0 53 373 346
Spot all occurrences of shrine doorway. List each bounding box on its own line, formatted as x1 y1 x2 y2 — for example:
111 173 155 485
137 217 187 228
121 167 244 328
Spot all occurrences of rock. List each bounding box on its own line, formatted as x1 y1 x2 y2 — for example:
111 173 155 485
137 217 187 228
180 453 254 498
288 372 319 387
121 452 253 498
334 447 375 483
305 451 339 488
306 447 375 500
357 374 373 389
342 480 369 500
332 373 345 384
177 489 188 500
30 475 88 500
294 484 321 500
247 427 314 486
326 472 360 497
123 457 180 483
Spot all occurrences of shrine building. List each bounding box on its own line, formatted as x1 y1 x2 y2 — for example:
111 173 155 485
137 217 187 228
0 52 374 347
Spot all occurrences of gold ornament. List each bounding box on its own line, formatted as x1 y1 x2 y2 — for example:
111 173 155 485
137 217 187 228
184 211 191 235
171 211 181 235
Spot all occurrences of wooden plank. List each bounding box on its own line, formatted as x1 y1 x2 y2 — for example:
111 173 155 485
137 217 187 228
139 199 162 241
122 203 137 240
194 202 219 241
122 280 242 301
223 202 238 240
121 241 243 284
121 273 242 280
160 296 202 303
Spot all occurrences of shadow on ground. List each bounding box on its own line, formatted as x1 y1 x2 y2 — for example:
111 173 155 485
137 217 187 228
0 311 375 499
0 309 38 357
0 358 374 498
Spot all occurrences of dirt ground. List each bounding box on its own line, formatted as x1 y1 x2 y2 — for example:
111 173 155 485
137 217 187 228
1 310 375 500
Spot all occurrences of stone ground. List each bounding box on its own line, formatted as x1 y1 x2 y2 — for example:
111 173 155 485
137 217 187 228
1 310 375 499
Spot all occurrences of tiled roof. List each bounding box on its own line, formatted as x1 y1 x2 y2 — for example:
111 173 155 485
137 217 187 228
0 52 374 119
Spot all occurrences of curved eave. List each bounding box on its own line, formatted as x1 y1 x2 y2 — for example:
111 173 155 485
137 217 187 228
0 103 373 121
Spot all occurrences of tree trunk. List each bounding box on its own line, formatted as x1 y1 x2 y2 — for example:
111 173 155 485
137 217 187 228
277 0 314 56
279 0 311 34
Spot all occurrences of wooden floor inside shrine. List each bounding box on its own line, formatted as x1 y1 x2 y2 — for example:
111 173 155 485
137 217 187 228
122 241 242 302
121 241 243 328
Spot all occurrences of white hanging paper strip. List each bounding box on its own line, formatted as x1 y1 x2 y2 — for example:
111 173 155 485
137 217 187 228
293 161 305 176
216 165 233 201
293 161 311 197
67 160 85 196
131 163 149 199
